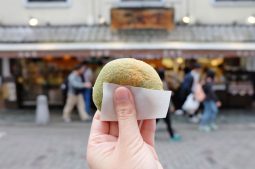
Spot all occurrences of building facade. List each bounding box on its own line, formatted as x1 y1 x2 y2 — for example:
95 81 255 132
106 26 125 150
0 0 254 108
0 0 255 25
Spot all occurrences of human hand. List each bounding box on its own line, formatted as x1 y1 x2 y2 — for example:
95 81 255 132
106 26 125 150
84 82 92 88
87 87 163 169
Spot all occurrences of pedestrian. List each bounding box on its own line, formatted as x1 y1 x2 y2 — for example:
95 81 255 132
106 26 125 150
199 70 221 132
175 63 202 123
157 69 181 142
62 64 91 122
164 69 182 114
82 61 93 117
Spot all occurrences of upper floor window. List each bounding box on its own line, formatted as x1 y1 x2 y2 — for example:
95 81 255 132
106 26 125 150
121 0 162 1
212 0 255 6
117 0 165 7
24 0 71 8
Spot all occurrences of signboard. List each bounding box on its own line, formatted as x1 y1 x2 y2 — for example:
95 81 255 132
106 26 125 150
111 8 174 30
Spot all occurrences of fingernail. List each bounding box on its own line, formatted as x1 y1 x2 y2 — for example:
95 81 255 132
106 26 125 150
115 87 129 101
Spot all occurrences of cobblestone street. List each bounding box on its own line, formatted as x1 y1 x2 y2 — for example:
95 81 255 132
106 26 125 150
0 109 255 169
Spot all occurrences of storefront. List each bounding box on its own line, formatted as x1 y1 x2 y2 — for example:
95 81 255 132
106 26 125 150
12 56 80 107
0 25 255 108
146 56 254 108
1 47 254 108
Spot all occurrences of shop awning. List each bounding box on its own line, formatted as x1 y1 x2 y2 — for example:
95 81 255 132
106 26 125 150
1 42 255 51
0 25 255 58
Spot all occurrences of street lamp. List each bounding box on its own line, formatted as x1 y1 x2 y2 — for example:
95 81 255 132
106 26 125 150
182 0 191 24
98 15 106 25
247 15 255 24
182 16 191 24
29 17 39 26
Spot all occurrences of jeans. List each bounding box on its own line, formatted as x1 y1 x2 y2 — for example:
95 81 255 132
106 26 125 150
83 88 92 116
200 100 218 126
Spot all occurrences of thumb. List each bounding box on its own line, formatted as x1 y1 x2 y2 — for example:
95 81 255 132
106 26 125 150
114 87 142 144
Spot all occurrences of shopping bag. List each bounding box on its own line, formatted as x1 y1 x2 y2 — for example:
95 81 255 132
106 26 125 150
194 83 205 102
182 93 200 115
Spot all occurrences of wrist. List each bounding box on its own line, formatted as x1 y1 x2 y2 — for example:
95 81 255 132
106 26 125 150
157 161 163 169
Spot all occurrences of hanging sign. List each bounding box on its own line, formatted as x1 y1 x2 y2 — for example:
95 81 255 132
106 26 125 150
111 7 174 30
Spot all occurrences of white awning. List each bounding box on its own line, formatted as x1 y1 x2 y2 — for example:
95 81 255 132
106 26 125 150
0 42 255 51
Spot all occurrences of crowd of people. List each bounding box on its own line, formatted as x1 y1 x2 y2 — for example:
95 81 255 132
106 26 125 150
157 62 221 139
61 60 221 137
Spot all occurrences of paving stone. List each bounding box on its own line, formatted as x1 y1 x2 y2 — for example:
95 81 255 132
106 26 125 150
0 109 254 169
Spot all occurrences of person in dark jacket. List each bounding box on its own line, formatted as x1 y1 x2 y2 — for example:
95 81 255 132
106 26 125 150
199 70 221 132
175 63 201 123
157 69 181 142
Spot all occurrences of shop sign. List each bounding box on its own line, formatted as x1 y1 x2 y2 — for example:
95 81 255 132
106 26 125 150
111 8 174 30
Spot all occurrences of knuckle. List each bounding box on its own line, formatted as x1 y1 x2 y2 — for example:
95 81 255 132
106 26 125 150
116 106 135 120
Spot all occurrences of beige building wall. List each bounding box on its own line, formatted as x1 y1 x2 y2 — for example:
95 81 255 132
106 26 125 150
0 0 95 25
0 0 254 25
185 0 255 24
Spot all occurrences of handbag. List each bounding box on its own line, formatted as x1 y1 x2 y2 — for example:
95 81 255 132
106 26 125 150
194 83 206 102
182 93 200 115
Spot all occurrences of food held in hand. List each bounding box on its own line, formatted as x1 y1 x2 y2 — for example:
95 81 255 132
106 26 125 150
93 58 163 110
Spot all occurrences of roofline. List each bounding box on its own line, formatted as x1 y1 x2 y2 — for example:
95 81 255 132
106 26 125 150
0 42 255 51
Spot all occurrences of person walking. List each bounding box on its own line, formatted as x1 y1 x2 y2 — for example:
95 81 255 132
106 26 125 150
199 70 221 132
157 69 181 142
82 61 93 117
62 64 91 122
175 63 202 123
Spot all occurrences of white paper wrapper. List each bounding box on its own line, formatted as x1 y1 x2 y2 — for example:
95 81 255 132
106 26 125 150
100 83 172 121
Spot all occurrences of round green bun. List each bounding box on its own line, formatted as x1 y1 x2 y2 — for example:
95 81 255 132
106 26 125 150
93 58 163 110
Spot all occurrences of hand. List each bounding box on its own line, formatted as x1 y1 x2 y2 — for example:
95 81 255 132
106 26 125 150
87 87 163 169
84 82 92 88
216 101 221 107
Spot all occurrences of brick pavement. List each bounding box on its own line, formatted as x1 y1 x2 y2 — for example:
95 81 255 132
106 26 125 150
0 110 255 169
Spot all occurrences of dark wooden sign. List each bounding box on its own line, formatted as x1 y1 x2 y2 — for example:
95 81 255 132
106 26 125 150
111 8 174 31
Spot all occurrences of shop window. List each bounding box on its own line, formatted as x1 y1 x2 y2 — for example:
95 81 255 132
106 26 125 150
212 0 255 6
24 0 71 8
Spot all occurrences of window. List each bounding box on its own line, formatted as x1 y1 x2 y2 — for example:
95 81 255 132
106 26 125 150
24 0 71 8
215 0 255 1
117 0 165 7
28 0 67 2
121 0 162 1
212 0 255 6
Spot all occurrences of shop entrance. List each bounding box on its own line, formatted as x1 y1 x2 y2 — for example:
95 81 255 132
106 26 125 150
12 56 80 107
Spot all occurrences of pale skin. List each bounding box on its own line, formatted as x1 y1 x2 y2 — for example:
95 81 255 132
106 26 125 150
87 87 163 169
